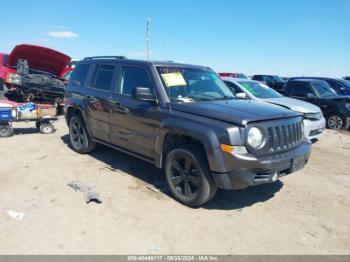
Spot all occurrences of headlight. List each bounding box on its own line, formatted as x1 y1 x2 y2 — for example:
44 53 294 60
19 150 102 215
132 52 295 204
304 112 322 120
6 73 22 85
247 127 265 149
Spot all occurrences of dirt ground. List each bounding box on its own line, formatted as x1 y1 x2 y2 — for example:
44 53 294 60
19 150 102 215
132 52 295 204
0 117 349 255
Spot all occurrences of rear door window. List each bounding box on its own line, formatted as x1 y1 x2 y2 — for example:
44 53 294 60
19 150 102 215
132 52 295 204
69 64 91 87
90 65 116 91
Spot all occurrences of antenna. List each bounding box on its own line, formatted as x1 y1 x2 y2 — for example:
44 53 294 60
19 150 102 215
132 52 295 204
146 17 151 60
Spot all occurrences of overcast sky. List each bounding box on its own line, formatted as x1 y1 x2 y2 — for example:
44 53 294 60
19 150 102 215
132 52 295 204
1 0 349 77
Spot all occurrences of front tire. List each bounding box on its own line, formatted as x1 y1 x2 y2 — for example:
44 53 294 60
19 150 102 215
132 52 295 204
165 145 217 207
327 113 350 130
69 115 96 153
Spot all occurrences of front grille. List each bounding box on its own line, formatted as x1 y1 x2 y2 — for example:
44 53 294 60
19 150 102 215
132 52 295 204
267 121 303 153
247 116 304 156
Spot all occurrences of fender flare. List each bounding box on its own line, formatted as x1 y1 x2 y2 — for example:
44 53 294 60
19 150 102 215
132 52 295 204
154 119 226 172
65 104 93 137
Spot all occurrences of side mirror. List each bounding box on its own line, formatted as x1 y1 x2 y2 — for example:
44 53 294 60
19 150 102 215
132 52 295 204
132 87 157 102
306 93 316 99
235 92 248 99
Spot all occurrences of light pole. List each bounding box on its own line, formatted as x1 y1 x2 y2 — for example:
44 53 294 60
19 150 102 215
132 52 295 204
146 17 151 60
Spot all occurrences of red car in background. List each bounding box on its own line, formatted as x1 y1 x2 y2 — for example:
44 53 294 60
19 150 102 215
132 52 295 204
60 61 76 83
0 44 71 104
218 72 248 79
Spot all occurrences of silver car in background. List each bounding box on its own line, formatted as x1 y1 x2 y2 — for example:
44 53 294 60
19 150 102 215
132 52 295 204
222 77 326 141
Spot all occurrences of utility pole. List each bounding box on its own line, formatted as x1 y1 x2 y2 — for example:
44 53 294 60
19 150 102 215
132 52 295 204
146 17 151 60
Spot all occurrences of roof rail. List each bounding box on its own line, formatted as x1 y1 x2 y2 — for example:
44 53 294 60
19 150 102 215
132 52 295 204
83 56 127 60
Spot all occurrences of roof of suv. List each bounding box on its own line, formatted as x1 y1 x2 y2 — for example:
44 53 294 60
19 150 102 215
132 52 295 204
289 77 344 81
253 74 279 77
288 79 327 83
80 56 210 70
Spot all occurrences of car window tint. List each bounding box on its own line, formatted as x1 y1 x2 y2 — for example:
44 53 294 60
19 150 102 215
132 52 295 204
90 65 115 91
289 82 313 97
326 80 343 95
253 75 262 81
263 76 273 82
118 67 151 96
224 81 241 94
69 64 91 87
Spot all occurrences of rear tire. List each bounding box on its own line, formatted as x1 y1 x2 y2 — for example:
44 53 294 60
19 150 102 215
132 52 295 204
0 123 13 138
69 115 96 153
39 122 54 134
165 144 217 207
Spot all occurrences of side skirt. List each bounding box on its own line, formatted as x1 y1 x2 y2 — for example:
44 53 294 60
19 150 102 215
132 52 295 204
92 138 156 166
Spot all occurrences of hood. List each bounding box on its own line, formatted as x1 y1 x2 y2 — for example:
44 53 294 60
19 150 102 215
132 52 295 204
262 97 321 114
328 95 350 102
171 99 300 126
7 44 71 76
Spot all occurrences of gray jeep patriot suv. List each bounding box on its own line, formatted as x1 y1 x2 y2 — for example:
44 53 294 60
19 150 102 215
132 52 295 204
64 56 311 207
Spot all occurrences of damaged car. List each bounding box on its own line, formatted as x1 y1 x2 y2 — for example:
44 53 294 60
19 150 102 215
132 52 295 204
0 44 71 104
65 57 312 207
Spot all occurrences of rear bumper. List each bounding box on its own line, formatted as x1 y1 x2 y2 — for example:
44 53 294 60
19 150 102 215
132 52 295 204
304 117 326 140
212 141 311 190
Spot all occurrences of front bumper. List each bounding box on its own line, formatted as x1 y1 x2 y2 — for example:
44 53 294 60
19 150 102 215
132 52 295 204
212 141 311 190
303 117 326 140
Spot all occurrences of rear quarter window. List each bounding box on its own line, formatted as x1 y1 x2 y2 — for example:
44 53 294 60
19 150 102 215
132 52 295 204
90 65 115 91
69 64 91 87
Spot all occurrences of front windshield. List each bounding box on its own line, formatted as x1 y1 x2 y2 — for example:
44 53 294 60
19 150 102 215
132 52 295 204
238 81 283 98
157 66 235 102
272 76 285 83
312 82 337 98
338 79 350 89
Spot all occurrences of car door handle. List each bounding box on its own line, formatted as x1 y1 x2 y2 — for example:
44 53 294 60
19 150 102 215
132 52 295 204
108 99 129 114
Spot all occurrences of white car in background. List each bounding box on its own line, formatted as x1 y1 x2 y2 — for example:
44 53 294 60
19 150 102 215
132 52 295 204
222 77 326 141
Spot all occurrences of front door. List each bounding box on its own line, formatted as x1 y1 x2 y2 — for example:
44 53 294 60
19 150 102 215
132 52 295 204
109 65 160 159
288 82 319 105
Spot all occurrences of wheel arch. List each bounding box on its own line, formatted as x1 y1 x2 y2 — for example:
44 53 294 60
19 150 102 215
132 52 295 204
155 120 226 173
65 105 93 136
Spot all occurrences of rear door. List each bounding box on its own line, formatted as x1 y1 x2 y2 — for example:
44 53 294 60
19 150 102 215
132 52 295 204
85 63 117 142
108 64 160 159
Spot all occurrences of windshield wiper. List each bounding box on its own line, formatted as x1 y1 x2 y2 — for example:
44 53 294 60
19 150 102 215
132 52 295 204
187 95 212 101
212 96 235 101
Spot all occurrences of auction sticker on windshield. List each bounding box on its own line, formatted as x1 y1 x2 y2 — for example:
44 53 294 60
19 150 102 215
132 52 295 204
161 72 187 87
